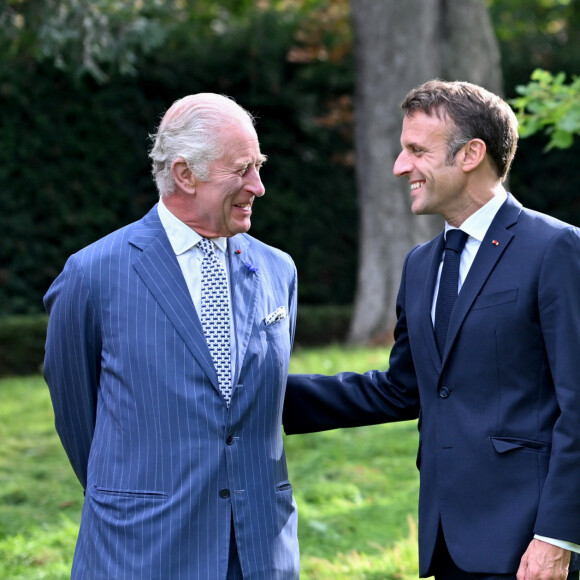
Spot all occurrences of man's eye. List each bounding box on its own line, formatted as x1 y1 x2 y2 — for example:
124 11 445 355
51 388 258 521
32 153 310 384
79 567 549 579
240 163 262 175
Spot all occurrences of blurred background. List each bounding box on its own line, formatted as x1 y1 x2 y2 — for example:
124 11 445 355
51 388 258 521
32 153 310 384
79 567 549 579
1 2 580 577
1 0 580 373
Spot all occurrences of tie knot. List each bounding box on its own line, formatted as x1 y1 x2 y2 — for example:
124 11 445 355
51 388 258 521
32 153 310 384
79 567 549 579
445 229 468 254
198 237 215 256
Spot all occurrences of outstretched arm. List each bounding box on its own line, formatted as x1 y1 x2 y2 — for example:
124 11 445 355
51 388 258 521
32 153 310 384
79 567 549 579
284 262 420 435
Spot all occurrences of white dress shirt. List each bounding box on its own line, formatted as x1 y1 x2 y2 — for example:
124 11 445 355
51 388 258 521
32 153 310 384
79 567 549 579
431 189 507 323
431 190 580 554
157 199 236 385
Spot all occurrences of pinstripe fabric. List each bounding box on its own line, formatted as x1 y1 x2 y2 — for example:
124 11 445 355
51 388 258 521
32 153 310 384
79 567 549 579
44 205 299 579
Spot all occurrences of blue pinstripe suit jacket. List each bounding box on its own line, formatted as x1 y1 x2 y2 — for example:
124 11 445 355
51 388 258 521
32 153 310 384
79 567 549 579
44 205 300 579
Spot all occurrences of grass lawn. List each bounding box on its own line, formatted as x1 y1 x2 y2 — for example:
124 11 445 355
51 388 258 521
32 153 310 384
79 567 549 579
0 344 422 579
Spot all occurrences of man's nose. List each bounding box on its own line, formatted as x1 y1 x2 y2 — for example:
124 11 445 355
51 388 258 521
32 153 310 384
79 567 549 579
393 151 411 177
246 167 265 197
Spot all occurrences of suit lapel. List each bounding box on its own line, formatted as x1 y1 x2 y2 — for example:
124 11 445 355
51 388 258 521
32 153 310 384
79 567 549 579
227 234 259 390
441 195 521 364
129 206 220 390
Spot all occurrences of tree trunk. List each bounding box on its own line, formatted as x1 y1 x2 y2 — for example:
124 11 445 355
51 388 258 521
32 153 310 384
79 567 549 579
348 0 503 344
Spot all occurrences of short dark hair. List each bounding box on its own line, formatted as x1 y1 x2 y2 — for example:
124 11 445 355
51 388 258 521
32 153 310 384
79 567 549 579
401 80 518 180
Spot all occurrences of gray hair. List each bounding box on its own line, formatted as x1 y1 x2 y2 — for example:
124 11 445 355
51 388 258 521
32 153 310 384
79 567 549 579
149 94 256 197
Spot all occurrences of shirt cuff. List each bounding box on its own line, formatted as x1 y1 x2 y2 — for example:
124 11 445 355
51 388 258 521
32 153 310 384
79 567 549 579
535 535 580 554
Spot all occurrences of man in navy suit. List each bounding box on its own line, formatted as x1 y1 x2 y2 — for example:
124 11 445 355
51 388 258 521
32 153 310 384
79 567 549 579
283 80 580 580
44 94 299 579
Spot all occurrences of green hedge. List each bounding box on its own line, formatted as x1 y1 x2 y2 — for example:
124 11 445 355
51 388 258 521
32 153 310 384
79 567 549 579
4 3 580 320
0 315 48 377
0 8 357 318
295 304 352 347
0 307 352 378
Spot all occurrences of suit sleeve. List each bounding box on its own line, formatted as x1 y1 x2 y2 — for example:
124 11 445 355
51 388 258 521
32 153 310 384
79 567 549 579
43 255 101 490
283 254 420 434
533 226 580 545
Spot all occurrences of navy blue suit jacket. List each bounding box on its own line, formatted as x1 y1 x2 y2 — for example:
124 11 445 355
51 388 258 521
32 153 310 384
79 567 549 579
44 205 300 579
284 194 580 576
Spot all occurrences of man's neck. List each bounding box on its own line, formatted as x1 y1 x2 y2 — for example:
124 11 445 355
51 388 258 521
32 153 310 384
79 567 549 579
446 183 506 228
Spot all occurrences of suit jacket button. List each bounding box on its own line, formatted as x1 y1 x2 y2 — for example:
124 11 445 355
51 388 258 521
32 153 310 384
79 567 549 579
219 488 230 499
226 435 234 445
439 387 450 398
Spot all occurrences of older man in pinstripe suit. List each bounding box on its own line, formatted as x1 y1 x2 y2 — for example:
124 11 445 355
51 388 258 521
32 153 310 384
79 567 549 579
44 94 299 579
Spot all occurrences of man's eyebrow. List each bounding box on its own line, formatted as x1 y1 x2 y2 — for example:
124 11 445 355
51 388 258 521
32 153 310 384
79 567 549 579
237 154 267 169
403 140 423 150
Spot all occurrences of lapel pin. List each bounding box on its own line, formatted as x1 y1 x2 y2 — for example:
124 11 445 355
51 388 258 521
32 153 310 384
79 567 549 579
235 249 242 254
492 240 499 246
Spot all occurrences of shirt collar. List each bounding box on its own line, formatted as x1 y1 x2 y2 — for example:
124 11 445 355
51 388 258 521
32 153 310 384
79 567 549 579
157 198 228 256
444 189 507 242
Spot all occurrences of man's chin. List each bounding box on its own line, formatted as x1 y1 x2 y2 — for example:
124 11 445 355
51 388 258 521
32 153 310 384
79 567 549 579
411 201 434 216
229 221 252 236
411 203 425 216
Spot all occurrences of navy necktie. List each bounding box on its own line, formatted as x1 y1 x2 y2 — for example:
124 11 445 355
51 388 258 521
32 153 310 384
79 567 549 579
434 229 468 357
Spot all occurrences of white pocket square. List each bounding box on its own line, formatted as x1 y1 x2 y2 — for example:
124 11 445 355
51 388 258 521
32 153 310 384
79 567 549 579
265 306 287 325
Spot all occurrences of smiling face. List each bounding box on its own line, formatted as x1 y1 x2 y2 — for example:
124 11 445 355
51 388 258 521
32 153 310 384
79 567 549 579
189 118 267 238
393 112 468 222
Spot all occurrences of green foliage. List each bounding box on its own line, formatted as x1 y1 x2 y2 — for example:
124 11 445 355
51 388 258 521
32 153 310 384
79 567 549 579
0 315 48 377
287 345 420 577
0 306 354 379
289 343 391 375
512 69 580 149
0 376 83 536
0 346 423 579
508 134 580 226
295 305 352 346
286 422 419 566
0 0 168 82
0 517 78 580
0 3 356 316
0 62 159 315
0 376 82 579
488 0 580 87
299 524 419 580
487 0 580 228
4 0 580 319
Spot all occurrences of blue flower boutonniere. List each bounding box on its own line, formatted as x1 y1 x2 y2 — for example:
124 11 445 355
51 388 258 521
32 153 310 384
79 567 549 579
235 249 258 273
244 261 258 273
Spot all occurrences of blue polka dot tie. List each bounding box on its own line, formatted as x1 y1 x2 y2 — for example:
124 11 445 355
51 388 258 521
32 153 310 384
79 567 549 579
434 229 468 358
199 237 232 406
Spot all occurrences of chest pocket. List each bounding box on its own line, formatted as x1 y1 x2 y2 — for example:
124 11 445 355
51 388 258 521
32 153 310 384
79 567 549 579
471 288 518 311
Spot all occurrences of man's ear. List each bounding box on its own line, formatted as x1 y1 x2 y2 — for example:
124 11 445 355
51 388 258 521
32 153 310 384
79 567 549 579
461 139 487 173
171 158 196 193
